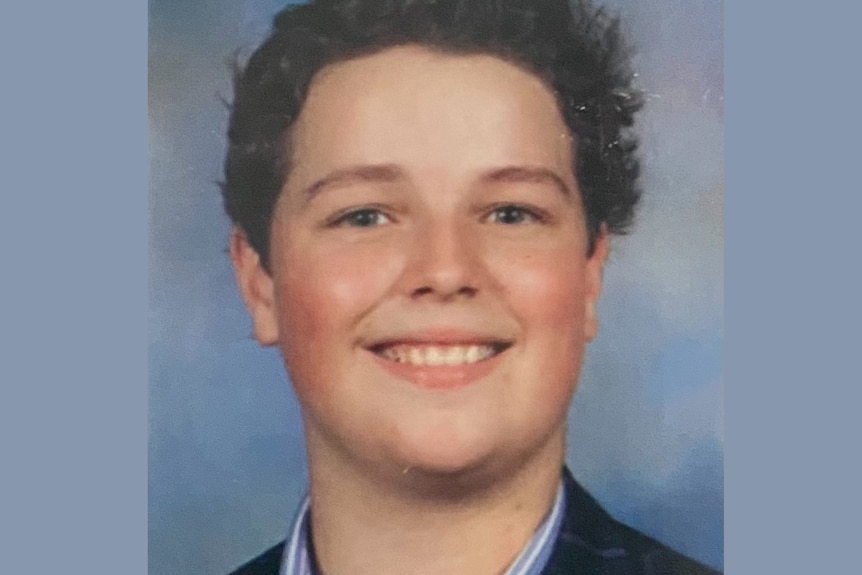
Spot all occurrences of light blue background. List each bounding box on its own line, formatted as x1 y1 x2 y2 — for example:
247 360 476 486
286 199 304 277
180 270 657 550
148 1 723 573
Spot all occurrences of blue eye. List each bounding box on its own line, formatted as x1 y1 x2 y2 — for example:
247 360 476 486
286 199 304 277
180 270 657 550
335 208 391 227
487 205 542 225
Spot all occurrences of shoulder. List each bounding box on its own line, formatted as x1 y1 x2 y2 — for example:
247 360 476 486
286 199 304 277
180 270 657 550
542 469 721 575
227 542 285 575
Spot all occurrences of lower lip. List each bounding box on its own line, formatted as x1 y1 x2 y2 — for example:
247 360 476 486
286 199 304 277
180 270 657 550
368 349 505 390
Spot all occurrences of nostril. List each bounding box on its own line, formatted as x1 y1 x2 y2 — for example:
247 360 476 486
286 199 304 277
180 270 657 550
457 286 478 297
410 284 477 300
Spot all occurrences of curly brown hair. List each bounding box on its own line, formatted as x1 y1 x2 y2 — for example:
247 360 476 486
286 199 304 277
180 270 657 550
223 0 643 267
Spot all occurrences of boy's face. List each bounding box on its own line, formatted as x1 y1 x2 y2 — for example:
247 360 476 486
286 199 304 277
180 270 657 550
233 46 606 479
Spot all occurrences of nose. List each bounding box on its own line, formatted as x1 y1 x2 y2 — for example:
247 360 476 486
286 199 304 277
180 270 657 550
403 216 480 301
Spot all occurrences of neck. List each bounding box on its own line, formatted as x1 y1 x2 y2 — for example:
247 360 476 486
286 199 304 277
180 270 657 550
304 428 565 575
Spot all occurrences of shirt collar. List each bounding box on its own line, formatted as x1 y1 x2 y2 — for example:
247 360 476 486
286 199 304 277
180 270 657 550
279 479 566 575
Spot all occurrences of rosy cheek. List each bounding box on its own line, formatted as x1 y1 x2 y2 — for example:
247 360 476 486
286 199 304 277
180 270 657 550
279 243 398 344
493 250 585 325
275 271 344 406
326 245 401 309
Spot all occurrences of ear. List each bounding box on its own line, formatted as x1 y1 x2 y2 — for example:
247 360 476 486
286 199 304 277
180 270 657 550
229 228 279 346
583 228 609 342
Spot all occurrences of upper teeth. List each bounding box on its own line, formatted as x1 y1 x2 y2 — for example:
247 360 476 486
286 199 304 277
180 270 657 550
379 344 497 365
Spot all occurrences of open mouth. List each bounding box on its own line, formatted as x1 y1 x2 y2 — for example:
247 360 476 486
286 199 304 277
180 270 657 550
368 342 511 366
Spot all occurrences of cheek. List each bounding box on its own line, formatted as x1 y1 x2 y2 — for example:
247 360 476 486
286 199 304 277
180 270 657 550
492 246 588 406
496 248 587 332
273 241 400 374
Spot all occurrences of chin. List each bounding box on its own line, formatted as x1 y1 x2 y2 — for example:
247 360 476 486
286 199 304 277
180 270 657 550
390 425 546 490
402 447 495 478
388 422 498 474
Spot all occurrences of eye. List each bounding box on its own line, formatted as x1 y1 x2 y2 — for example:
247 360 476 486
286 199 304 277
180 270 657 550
332 208 392 228
486 204 545 225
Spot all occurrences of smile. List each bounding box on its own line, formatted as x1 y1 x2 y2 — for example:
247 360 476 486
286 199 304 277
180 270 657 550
366 338 512 389
375 344 501 366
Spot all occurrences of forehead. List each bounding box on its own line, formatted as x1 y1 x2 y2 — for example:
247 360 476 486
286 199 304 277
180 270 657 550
286 46 573 186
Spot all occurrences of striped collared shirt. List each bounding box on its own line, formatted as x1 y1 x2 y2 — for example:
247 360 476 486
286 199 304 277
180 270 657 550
279 481 566 575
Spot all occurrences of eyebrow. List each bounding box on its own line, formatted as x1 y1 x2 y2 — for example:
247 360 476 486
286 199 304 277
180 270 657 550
299 163 573 204
300 164 407 204
479 166 573 198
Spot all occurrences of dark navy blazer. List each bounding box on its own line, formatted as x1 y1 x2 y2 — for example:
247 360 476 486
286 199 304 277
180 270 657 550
229 468 720 575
